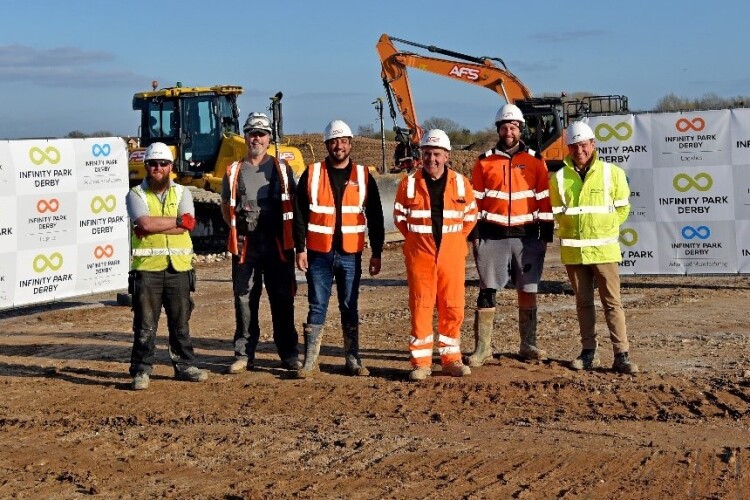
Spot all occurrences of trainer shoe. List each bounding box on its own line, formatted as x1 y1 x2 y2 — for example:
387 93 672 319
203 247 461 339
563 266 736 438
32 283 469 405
226 359 250 374
175 366 208 382
131 372 150 391
612 352 639 374
442 360 471 377
408 367 432 381
570 349 601 371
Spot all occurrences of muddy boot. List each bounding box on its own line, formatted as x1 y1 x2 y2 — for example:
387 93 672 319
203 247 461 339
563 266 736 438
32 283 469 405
342 323 369 376
518 308 548 361
612 352 639 374
295 324 323 379
465 308 495 367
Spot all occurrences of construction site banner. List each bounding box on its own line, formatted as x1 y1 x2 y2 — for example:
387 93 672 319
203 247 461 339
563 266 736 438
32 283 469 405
0 138 129 310
588 109 750 274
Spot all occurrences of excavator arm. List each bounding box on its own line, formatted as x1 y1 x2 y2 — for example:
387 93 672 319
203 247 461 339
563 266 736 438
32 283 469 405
377 34 533 148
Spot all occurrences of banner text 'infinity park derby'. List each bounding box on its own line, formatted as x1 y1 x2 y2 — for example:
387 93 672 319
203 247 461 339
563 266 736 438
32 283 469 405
588 109 750 274
0 138 129 310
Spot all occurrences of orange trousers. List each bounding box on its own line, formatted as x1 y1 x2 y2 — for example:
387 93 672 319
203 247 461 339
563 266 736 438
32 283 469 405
406 246 466 368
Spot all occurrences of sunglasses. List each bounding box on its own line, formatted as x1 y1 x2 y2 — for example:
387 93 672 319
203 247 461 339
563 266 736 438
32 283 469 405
146 160 171 168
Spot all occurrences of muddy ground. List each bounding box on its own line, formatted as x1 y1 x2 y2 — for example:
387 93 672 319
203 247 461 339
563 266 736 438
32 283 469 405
1 242 750 499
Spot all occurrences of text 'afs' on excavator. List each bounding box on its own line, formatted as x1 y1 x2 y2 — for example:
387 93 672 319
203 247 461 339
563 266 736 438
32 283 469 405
128 82 309 252
376 33 628 171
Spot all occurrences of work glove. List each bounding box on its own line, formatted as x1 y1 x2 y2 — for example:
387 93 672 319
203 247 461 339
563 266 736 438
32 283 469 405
133 225 148 238
178 213 196 230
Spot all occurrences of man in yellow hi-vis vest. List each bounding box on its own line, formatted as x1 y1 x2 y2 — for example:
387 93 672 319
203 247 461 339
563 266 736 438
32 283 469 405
550 122 639 374
126 142 208 390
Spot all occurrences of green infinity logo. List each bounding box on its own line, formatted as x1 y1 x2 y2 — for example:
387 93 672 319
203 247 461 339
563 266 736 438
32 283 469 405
619 228 638 247
595 122 633 142
90 194 117 213
673 173 713 192
33 252 63 272
29 146 61 165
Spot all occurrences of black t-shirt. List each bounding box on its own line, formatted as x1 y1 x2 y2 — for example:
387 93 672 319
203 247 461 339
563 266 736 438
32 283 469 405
424 171 448 250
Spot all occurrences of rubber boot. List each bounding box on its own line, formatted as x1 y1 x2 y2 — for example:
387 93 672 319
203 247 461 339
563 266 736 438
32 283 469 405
465 308 495 367
295 323 323 379
518 308 548 361
342 323 369 376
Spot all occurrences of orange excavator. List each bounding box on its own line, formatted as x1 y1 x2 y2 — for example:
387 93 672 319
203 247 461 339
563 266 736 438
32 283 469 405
376 33 627 171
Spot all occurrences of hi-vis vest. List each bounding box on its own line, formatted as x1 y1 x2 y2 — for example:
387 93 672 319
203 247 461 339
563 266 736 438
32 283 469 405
130 183 193 271
225 158 294 262
393 168 477 256
550 154 631 265
305 161 368 253
471 148 553 228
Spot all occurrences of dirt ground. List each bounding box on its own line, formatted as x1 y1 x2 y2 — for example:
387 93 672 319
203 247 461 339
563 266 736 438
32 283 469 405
1 242 750 499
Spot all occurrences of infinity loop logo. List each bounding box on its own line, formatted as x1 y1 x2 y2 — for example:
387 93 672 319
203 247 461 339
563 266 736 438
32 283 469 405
673 172 713 192
33 252 64 272
595 122 633 142
681 225 711 240
619 228 638 247
29 146 61 165
90 195 117 213
36 198 60 213
92 144 111 157
94 245 114 259
675 117 705 132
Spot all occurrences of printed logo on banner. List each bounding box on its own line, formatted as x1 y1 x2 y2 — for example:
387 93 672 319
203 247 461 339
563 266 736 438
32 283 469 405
90 194 117 214
672 172 713 192
28 146 61 166
681 225 711 240
619 228 638 246
36 198 59 213
91 144 111 157
675 117 705 133
94 244 114 259
33 252 63 272
596 122 633 142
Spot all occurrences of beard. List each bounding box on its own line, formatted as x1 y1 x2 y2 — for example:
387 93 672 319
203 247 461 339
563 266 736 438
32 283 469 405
147 175 171 192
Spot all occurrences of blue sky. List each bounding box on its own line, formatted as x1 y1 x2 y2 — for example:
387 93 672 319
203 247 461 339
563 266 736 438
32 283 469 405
2 0 749 139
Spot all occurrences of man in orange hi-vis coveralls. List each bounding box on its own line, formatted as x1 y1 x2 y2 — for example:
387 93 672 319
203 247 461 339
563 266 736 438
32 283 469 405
393 129 478 381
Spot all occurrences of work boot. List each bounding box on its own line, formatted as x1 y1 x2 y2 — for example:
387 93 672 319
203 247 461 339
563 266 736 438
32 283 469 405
343 323 369 377
570 349 601 371
174 365 208 382
612 352 639 374
465 308 495 367
518 308 548 361
281 357 303 371
131 372 150 391
442 360 471 377
226 359 250 374
408 366 432 381
295 323 323 379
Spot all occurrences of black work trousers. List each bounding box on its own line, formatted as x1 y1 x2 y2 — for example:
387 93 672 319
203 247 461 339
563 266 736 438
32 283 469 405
130 268 196 376
232 242 298 364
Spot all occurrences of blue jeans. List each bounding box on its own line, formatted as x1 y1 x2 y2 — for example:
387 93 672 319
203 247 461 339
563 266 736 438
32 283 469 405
306 249 362 327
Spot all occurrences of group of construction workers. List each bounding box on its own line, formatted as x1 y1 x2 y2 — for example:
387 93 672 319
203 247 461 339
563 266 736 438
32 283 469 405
125 103 638 390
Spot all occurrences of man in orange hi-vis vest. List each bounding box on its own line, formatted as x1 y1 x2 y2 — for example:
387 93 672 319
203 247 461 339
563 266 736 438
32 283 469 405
293 120 385 378
221 112 299 374
393 129 478 381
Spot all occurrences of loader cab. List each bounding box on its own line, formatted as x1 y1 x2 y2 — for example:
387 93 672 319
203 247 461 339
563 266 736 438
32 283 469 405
134 88 242 176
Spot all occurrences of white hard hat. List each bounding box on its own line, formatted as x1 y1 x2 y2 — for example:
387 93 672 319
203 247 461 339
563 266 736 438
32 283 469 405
243 112 273 134
566 120 595 145
494 103 525 124
324 120 353 141
144 142 173 162
420 129 451 151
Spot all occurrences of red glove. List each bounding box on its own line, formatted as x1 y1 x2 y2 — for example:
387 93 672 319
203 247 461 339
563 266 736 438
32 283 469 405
178 213 196 231
133 225 148 238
